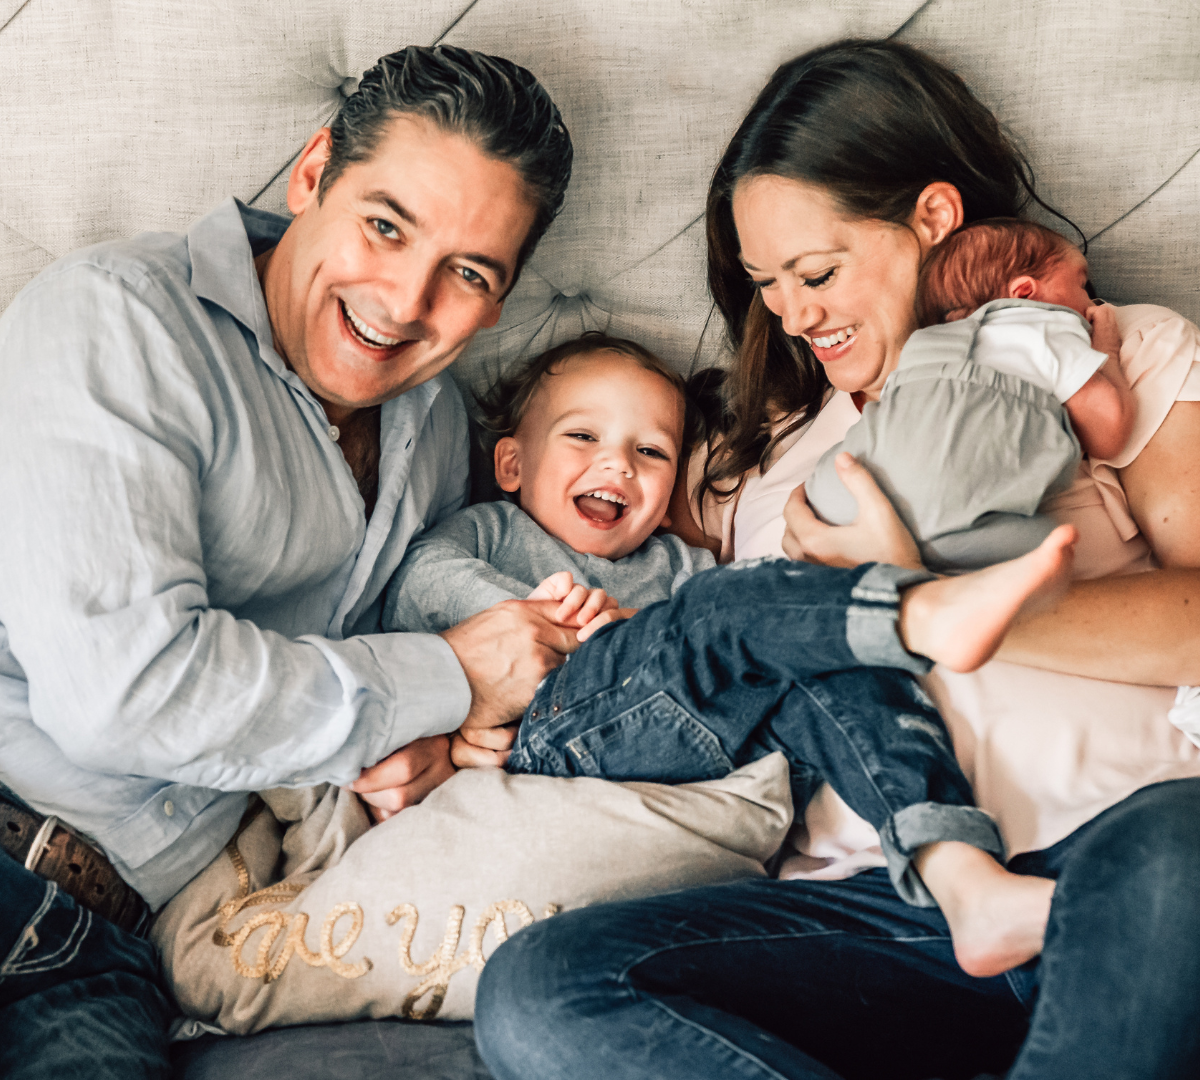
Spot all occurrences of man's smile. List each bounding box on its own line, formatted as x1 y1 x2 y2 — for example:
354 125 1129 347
339 299 413 353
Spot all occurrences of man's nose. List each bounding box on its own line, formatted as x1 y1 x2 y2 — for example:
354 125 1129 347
384 260 437 327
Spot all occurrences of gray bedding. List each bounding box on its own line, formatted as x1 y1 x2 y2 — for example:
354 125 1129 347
171 1021 491 1080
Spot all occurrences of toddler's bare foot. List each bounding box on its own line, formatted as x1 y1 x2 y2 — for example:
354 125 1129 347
898 525 1077 672
916 842 1056 978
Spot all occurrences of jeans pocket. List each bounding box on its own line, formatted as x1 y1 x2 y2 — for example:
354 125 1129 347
564 690 735 782
1 882 92 979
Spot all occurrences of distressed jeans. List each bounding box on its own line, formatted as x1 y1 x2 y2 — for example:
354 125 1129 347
0 851 172 1080
476 779 1200 1080
506 559 1003 906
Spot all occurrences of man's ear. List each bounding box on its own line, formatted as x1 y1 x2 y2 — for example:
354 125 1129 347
1008 275 1038 301
287 128 333 216
494 437 521 492
910 182 964 255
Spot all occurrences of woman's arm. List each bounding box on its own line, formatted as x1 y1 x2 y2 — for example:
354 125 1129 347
1119 400 1200 568
782 424 1200 686
1000 399 1200 685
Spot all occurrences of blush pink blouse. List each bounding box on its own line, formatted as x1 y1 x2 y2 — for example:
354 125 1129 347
691 304 1200 878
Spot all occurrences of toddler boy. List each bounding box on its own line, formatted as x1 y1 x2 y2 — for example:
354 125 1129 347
385 331 1077 977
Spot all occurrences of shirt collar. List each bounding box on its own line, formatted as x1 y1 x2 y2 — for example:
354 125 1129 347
187 197 291 373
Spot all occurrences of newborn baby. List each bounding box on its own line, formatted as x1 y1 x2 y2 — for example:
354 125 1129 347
806 218 1135 571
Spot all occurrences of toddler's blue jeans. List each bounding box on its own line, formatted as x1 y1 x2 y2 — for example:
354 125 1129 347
506 558 1003 906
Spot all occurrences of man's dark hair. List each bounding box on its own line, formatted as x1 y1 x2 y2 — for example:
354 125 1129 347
319 45 572 291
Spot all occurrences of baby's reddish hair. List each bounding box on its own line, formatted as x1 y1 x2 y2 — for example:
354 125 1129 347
917 218 1077 327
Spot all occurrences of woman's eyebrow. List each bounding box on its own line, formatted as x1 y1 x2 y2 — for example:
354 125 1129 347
740 248 846 273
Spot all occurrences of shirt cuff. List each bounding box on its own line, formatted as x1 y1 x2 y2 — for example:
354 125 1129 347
365 631 472 747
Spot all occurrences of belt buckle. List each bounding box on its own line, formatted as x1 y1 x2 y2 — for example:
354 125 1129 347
23 814 60 873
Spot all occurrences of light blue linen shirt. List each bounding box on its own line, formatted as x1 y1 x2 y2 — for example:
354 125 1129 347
0 198 472 907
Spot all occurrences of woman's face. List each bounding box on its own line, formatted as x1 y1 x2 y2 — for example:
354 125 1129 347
732 175 924 399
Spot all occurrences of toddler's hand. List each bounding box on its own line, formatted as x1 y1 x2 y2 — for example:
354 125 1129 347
529 571 618 628
1086 302 1122 362
577 607 639 642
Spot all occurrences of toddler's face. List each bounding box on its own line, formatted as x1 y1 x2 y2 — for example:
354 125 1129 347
495 350 684 560
1024 248 1092 316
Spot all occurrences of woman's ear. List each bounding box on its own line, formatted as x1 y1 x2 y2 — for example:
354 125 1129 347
910 182 964 255
494 437 522 493
1008 275 1038 301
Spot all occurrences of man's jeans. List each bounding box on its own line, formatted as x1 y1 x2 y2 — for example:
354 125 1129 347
507 559 1002 905
0 851 172 1080
476 778 1200 1080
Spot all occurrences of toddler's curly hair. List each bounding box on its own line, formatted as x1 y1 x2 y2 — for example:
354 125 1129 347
476 332 701 450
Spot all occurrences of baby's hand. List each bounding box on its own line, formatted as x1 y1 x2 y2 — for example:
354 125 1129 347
1086 302 1122 362
529 571 618 629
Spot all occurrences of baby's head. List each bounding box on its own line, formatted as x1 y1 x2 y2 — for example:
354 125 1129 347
918 219 1092 327
478 333 690 560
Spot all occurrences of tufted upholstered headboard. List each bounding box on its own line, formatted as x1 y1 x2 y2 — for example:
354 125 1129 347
2 0 1198 399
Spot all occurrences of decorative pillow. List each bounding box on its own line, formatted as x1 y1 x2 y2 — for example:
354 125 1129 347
152 754 792 1032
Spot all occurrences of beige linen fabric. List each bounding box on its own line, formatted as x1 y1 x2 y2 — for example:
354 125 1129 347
152 755 793 1032
5 1 1197 388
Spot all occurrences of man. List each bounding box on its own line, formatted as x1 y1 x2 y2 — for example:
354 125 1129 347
0 45 573 1078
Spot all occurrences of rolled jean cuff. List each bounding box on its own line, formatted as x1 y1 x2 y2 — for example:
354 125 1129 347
879 802 1006 908
846 563 937 676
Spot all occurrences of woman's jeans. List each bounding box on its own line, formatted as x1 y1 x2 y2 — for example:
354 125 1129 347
507 559 1002 906
476 778 1200 1080
0 851 172 1079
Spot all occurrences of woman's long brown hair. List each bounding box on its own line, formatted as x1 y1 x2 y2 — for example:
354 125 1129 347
699 39 1079 503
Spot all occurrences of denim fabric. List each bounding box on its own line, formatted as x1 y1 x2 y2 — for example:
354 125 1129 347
507 558 1003 904
0 852 173 1079
475 778 1200 1080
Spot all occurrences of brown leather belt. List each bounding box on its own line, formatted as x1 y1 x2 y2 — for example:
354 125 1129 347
0 794 149 935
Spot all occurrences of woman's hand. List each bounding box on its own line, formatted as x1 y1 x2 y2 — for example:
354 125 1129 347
782 453 923 569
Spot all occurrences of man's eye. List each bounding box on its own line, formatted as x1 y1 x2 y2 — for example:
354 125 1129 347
802 268 835 288
371 218 400 240
459 266 486 286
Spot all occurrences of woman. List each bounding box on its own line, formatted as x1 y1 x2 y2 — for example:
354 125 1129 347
473 40 1200 1080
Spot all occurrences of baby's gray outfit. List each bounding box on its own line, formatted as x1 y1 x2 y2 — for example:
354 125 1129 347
384 500 717 633
805 299 1106 571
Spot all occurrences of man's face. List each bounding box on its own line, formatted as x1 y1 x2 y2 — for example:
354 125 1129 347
265 115 537 418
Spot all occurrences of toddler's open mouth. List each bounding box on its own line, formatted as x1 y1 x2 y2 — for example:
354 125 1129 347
574 491 627 523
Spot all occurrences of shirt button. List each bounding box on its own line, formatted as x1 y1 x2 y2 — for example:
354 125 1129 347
328 425 340 441
163 800 175 817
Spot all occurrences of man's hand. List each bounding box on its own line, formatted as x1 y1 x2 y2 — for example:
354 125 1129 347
440 599 580 731
348 734 456 823
783 454 923 569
